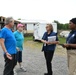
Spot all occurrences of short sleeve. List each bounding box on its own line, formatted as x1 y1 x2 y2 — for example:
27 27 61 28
74 33 76 38
0 30 7 39
73 33 76 43
42 32 47 40
56 36 59 41
56 33 59 41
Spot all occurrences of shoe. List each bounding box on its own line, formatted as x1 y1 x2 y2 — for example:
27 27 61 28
20 66 27 72
14 69 17 75
44 73 52 75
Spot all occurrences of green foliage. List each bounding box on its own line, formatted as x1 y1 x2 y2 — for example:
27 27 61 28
54 20 69 30
24 36 33 41
58 36 66 44
18 18 21 20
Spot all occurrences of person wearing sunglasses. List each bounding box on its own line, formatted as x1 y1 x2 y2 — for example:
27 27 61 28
41 24 59 75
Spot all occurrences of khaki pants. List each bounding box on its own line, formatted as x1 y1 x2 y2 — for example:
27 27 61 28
67 50 76 75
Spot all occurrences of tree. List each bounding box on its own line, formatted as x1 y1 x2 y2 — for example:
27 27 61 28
54 20 69 30
18 18 21 20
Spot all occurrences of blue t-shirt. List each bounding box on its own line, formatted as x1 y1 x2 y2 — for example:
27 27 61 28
0 27 17 54
42 32 58 51
14 31 24 51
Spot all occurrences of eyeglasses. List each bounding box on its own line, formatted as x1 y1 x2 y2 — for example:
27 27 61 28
46 26 49 28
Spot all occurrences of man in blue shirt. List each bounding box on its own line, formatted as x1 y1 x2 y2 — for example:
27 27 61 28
0 17 17 75
63 18 76 75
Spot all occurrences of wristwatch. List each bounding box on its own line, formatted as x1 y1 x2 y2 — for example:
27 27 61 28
5 51 8 54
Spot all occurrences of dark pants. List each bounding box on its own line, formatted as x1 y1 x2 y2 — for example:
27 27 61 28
3 54 17 75
44 51 54 75
17 51 22 63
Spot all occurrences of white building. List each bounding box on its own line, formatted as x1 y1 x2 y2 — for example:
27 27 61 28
17 19 39 33
33 23 57 40
16 20 57 40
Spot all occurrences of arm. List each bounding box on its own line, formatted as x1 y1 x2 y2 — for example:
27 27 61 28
41 32 47 43
63 44 76 48
13 32 20 51
0 39 7 53
0 39 12 60
49 41 59 44
46 41 59 45
41 39 59 45
41 40 47 43
69 44 76 48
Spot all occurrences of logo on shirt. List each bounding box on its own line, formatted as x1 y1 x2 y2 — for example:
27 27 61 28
72 34 75 37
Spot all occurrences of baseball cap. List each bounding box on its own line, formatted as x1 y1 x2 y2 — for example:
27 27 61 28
70 18 76 24
17 24 24 28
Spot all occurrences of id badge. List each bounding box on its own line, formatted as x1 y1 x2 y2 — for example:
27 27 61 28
44 43 46 46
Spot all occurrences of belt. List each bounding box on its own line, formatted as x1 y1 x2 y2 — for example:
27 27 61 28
67 48 76 50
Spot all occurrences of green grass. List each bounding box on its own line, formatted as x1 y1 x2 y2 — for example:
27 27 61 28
24 36 42 49
24 36 33 41
24 36 66 44
58 36 66 44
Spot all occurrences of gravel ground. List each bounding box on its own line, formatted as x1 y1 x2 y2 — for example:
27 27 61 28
0 45 68 75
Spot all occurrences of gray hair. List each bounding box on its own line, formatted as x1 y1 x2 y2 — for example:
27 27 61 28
5 17 14 25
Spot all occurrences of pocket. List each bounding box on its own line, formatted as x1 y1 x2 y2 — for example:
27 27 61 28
4 54 12 62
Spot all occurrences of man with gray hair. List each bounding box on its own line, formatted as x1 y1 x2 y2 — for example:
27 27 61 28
0 17 17 75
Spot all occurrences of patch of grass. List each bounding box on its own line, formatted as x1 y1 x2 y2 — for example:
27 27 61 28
24 36 33 41
24 36 42 49
24 36 66 44
24 41 42 49
58 36 66 44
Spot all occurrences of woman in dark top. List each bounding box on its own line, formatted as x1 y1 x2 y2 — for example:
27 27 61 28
62 18 76 75
41 24 59 75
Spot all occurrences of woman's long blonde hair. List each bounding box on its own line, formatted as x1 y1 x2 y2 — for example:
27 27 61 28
47 23 53 32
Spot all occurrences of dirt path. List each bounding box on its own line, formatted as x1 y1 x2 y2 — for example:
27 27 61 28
0 43 68 75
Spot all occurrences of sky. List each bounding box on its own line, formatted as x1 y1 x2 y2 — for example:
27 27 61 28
0 0 76 23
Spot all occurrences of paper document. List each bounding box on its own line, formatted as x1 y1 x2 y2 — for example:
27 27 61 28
48 36 56 42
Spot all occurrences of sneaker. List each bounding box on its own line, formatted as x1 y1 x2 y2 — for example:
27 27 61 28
44 73 52 75
20 66 27 72
14 69 17 75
